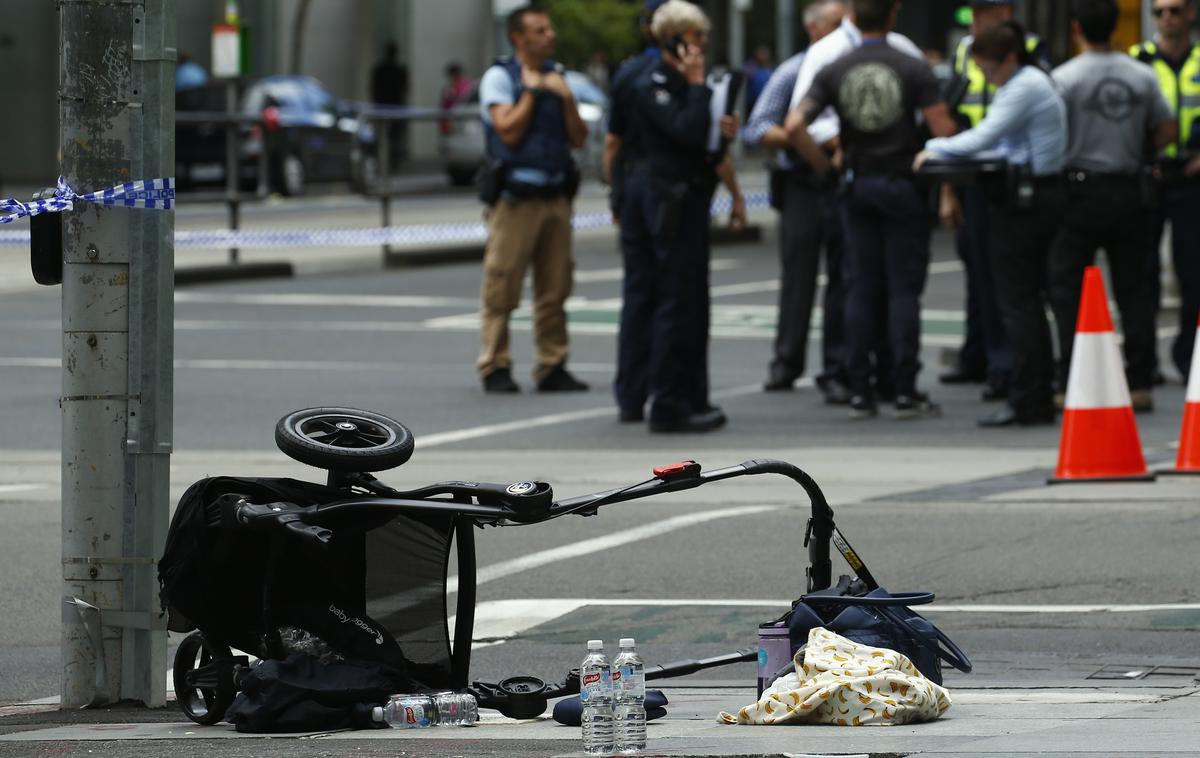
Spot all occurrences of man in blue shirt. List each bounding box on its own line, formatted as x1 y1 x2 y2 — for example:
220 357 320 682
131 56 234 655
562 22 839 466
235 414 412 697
476 6 590 395
918 20 1068 427
744 0 852 400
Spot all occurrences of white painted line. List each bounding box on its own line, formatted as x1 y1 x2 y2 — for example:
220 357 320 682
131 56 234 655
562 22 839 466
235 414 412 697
420 381 772 450
445 504 783 595
574 258 741 284
456 597 1200 648
0 484 45 495
174 292 478 308
0 357 439 372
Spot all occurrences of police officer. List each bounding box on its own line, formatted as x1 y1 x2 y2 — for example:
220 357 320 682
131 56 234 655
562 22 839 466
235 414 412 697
1050 0 1177 412
610 1 744 424
1132 0 1200 382
743 0 852 401
623 0 735 433
475 6 590 394
939 0 1052 400
608 1 666 423
789 0 958 419
919 21 1068 427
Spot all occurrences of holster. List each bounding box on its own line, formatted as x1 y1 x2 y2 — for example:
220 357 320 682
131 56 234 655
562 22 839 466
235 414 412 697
477 158 506 206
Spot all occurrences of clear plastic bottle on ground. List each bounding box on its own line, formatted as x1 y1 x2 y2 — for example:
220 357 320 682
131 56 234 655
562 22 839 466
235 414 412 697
613 637 646 753
372 692 478 728
580 639 615 754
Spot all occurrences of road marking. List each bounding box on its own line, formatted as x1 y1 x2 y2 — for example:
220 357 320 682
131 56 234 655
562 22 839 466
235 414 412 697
0 484 45 495
174 292 479 308
420 381 771 449
445 504 785 596
575 259 742 284
459 597 1200 647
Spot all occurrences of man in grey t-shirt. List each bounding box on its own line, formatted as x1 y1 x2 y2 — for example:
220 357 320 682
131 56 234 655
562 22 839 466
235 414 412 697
1048 0 1178 410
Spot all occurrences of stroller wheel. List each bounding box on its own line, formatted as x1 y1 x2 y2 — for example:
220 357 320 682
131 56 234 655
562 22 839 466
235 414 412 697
173 631 236 725
275 407 415 473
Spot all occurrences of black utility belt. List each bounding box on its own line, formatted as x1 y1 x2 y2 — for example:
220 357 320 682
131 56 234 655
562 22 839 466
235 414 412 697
505 182 571 200
1065 169 1139 184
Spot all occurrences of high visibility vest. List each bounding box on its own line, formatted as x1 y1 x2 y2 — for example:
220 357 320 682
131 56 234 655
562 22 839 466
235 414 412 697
954 34 1044 128
1129 40 1200 158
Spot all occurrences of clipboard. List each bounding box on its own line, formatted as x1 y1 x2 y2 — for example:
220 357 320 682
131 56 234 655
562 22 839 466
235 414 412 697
706 70 744 156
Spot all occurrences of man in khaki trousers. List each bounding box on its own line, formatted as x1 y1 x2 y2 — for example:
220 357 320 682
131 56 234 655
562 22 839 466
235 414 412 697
476 6 590 393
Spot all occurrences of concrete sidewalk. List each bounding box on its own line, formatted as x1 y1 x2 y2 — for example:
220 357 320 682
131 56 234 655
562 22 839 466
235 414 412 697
1 670 1197 757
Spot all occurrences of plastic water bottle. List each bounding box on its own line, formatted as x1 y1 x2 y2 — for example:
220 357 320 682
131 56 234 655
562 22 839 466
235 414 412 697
432 691 479 725
372 692 478 728
580 639 614 754
613 637 646 753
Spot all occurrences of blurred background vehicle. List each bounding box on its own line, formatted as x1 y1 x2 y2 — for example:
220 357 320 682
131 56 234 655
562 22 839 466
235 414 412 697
176 75 378 196
439 70 609 187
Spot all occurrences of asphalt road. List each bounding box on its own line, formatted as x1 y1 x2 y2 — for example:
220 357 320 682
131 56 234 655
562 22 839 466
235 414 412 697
0 201 1196 720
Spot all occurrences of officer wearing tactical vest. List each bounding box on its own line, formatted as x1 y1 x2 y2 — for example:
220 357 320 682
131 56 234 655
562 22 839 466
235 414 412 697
475 5 590 394
1132 0 1200 382
938 0 1051 402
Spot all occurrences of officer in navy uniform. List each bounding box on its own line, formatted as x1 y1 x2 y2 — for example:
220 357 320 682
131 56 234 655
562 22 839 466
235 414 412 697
938 0 1052 400
475 6 590 394
622 0 737 433
607 0 666 422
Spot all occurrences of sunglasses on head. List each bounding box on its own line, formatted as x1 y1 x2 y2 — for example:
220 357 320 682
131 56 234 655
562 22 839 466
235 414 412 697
1152 5 1187 16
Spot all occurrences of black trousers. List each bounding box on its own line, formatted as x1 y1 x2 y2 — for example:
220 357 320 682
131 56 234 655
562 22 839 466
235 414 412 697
1048 177 1156 391
841 175 931 397
1151 181 1200 379
988 182 1067 417
954 185 1012 381
772 176 846 382
616 171 713 422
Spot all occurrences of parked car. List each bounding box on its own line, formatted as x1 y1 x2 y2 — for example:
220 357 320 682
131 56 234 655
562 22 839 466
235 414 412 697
440 70 608 187
176 75 377 196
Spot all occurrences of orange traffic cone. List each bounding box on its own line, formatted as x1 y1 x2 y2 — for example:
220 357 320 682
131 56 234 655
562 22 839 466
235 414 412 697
1165 314 1200 475
1050 267 1155 484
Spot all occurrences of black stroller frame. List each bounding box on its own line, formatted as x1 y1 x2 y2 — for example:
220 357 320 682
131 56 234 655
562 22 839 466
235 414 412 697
161 407 878 725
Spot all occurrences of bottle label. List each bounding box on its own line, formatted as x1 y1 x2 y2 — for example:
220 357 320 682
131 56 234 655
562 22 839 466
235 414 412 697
580 669 610 703
618 665 643 693
400 700 429 724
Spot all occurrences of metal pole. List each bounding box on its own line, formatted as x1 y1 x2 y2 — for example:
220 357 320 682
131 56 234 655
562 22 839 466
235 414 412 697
378 115 392 260
60 0 174 708
225 80 239 264
776 0 795 60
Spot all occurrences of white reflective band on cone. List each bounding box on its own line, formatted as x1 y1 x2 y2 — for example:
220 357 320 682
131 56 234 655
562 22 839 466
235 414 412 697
1064 332 1132 410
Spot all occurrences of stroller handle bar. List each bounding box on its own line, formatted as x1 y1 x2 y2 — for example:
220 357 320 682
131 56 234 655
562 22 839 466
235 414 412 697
222 458 874 593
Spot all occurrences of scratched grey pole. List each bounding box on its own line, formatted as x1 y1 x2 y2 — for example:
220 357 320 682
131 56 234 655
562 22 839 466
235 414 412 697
60 0 174 708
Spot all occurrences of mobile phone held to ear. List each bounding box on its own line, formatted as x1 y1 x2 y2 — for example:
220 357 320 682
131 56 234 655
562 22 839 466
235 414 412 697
668 35 686 59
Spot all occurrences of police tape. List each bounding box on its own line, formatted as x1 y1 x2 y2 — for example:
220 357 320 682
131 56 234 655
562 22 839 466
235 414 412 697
0 189 768 248
0 176 175 226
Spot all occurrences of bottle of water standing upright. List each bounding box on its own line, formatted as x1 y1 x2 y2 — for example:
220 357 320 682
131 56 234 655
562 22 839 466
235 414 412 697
613 637 646 753
580 639 614 754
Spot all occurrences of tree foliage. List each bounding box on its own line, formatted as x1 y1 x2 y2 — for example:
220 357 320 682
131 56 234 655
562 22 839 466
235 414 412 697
544 0 645 70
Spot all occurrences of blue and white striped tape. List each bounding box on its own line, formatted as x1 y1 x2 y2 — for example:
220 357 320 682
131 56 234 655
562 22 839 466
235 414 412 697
0 190 767 248
0 176 175 225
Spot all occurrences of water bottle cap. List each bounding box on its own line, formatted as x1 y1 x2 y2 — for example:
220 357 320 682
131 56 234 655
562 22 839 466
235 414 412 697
587 639 604 650
619 637 635 647
371 706 384 722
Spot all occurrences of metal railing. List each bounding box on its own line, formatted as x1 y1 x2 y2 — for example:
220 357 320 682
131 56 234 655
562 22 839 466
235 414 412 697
175 104 481 263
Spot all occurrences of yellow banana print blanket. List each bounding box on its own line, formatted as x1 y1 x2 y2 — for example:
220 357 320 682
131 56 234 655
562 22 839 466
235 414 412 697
718 627 952 726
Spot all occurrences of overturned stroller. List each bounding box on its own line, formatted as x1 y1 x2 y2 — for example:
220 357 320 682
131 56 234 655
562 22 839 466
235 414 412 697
159 407 963 728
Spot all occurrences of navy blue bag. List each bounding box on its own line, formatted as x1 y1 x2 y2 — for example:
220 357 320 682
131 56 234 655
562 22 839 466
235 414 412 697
784 576 972 686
